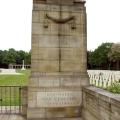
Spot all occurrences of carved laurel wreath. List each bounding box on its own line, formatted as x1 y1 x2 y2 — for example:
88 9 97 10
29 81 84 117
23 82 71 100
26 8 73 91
45 13 75 24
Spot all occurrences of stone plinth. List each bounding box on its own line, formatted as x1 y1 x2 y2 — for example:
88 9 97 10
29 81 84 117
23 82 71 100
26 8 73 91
27 0 89 119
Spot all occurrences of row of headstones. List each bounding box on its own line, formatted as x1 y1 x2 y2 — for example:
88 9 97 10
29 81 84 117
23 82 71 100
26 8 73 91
87 70 120 88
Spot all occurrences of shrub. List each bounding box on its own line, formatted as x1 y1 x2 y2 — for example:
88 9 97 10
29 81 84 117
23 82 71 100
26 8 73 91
107 81 120 94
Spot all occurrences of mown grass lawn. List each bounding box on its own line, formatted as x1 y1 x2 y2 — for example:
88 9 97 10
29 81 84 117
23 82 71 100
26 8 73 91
0 70 30 106
0 70 30 86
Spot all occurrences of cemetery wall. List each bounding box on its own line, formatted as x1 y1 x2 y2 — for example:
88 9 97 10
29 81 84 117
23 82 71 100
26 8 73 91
82 86 120 120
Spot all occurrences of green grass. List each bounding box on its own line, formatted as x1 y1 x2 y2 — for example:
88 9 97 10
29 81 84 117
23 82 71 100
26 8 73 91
107 82 120 94
0 70 30 86
0 70 30 106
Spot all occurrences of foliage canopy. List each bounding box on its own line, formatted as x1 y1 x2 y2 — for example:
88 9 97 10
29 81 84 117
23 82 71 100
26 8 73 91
0 49 31 68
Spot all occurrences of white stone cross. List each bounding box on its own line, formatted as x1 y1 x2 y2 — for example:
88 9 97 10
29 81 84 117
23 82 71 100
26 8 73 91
21 60 26 70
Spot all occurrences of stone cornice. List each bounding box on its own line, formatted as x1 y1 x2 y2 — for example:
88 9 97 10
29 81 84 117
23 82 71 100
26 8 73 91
33 0 86 5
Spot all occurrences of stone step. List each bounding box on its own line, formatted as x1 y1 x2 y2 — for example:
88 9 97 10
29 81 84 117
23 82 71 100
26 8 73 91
0 115 83 120
28 118 83 120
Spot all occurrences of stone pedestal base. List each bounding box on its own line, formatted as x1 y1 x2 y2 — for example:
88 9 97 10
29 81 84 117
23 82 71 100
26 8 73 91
27 73 89 120
27 107 82 119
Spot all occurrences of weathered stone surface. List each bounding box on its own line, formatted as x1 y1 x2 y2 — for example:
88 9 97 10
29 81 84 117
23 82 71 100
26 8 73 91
33 4 84 12
29 74 88 87
27 0 88 119
32 11 39 22
82 86 120 120
61 48 82 60
36 91 82 107
60 36 81 48
38 61 59 72
32 35 59 47
37 48 59 60
61 61 82 72
27 108 46 119
47 0 74 5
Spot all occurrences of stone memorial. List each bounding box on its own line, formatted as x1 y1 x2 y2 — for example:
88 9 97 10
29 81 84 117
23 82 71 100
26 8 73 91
21 60 26 70
27 0 89 119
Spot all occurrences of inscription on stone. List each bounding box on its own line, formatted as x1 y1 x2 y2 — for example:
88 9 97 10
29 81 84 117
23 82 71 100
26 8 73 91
37 91 81 107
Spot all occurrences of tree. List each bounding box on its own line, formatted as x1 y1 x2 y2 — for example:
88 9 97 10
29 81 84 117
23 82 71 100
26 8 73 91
108 43 120 70
0 49 31 68
87 51 94 69
16 50 26 64
25 51 31 64
0 50 3 65
88 43 113 69
2 49 17 66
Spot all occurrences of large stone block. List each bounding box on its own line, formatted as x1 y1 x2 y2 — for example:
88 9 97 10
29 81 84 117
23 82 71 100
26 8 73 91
33 23 59 35
32 11 39 22
61 61 82 72
38 77 60 87
61 48 82 60
58 24 83 36
38 61 59 72
38 48 59 60
31 53 39 60
27 108 46 119
32 23 59 35
31 48 39 56
60 36 81 48
29 74 88 87
71 12 83 25
29 77 39 87
31 60 39 72
32 35 59 47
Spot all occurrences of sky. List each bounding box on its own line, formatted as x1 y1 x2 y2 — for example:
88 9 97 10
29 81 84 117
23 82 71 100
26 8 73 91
0 0 120 52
